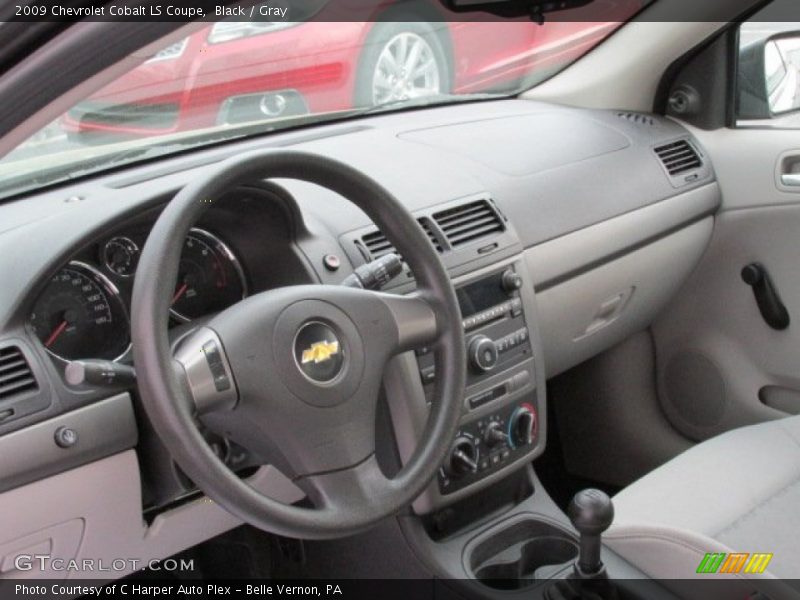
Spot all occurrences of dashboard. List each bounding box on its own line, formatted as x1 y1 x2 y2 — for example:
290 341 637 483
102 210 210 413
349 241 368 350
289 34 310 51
0 98 721 578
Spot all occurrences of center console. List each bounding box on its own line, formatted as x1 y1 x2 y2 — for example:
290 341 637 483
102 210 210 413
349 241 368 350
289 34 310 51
381 258 674 598
385 255 546 514
381 256 670 597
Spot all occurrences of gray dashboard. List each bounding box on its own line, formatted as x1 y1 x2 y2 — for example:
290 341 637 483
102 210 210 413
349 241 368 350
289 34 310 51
0 98 719 498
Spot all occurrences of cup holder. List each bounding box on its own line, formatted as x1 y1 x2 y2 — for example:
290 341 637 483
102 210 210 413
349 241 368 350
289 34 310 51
467 516 578 590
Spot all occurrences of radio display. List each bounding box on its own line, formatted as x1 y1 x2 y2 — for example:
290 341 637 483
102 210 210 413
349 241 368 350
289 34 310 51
457 271 508 318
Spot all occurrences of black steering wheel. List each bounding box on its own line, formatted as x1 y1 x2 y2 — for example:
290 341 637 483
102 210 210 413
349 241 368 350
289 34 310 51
131 150 466 539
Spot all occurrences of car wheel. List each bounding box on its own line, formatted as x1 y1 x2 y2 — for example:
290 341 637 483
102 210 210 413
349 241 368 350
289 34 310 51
356 22 450 107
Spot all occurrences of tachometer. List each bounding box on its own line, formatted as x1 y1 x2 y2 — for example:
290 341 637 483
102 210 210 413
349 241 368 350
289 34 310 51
30 262 130 361
170 228 247 322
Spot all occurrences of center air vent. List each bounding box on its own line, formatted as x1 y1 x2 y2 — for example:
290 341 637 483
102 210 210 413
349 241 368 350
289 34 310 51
433 199 505 248
655 139 702 176
0 346 38 401
360 218 442 260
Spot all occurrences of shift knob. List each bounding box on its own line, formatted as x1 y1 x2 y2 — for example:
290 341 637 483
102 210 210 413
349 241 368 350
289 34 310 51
567 489 614 575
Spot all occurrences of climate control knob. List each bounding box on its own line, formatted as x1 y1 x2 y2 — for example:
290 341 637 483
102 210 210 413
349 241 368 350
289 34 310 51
444 436 479 478
484 421 509 448
469 335 499 373
509 404 537 448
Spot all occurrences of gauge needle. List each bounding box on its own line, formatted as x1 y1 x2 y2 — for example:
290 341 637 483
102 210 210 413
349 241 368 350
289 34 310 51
172 282 189 305
45 320 68 348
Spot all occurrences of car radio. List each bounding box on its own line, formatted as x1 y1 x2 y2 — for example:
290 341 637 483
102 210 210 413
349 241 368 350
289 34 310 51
412 265 540 496
415 267 532 393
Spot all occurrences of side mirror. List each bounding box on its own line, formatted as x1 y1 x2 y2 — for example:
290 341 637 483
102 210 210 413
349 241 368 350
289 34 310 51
738 30 800 119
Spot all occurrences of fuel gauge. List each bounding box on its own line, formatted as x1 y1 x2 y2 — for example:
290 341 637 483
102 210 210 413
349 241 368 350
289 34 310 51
103 236 139 277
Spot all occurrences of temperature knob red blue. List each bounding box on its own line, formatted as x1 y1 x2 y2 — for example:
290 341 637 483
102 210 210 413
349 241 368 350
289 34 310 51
508 403 537 448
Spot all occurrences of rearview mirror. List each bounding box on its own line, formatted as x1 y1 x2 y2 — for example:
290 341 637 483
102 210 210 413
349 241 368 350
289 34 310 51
738 27 800 118
444 0 593 19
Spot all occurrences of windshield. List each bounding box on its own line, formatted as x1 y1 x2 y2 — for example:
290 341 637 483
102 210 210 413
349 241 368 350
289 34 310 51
0 4 642 199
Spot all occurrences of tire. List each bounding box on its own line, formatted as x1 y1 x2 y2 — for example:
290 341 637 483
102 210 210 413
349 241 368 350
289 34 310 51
355 21 450 108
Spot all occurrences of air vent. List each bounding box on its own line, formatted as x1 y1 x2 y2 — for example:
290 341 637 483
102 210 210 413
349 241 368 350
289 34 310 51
361 229 395 260
419 219 443 253
0 346 38 401
655 139 702 176
617 112 655 126
360 219 442 260
433 199 505 248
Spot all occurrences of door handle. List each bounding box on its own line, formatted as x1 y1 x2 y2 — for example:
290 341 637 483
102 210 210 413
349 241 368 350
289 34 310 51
780 173 800 187
741 263 790 330
778 152 800 190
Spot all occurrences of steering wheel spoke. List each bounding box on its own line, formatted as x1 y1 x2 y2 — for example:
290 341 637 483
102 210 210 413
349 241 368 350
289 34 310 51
376 291 440 354
173 327 239 415
296 455 394 514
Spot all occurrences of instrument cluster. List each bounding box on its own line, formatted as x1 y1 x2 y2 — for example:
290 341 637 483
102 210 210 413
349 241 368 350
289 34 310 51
29 227 247 363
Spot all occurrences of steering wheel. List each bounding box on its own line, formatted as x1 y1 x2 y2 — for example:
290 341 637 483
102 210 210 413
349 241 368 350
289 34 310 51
131 150 466 539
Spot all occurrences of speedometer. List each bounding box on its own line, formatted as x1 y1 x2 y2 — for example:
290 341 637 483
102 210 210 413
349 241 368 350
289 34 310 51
170 228 247 322
29 262 130 361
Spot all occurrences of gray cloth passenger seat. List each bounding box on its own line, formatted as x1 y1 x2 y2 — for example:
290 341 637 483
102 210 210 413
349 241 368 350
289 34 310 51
605 414 800 591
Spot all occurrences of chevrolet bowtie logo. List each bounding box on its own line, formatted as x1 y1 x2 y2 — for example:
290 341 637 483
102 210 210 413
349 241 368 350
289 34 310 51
301 340 340 364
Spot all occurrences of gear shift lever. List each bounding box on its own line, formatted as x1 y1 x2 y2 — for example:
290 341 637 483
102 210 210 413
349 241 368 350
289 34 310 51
547 489 618 600
567 488 614 576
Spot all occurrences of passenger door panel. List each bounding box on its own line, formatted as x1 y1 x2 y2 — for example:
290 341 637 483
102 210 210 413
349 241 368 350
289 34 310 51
652 126 800 441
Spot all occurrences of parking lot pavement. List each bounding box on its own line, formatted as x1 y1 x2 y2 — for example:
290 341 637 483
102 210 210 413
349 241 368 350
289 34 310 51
4 120 74 162
6 137 78 161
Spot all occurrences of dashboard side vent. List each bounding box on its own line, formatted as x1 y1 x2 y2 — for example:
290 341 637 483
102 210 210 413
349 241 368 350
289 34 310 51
433 199 505 248
617 112 655 126
360 218 442 260
360 229 395 260
0 346 38 401
654 139 702 176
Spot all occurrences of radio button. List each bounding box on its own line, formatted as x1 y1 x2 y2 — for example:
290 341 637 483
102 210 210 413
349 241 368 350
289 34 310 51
502 269 523 293
511 369 532 391
511 298 523 317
